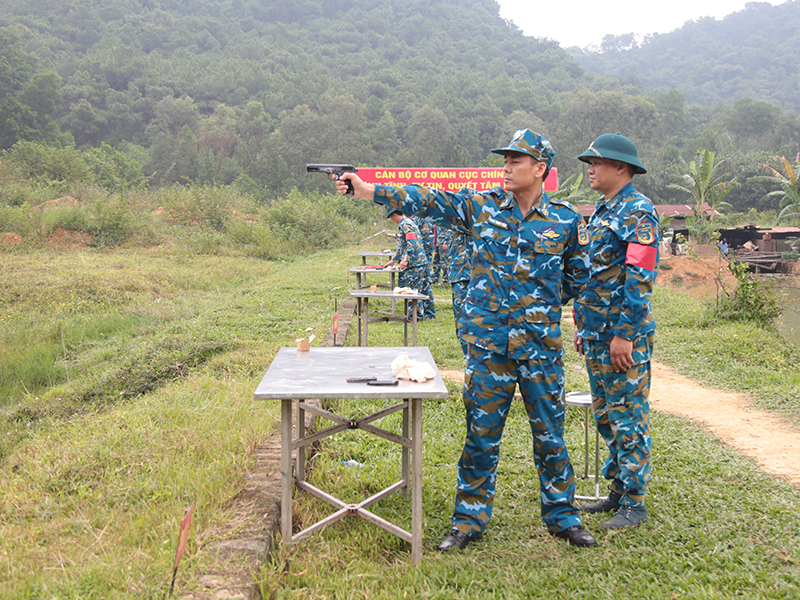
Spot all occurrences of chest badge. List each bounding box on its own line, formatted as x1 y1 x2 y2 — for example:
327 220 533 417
542 229 559 239
578 222 590 245
488 217 509 230
636 223 655 245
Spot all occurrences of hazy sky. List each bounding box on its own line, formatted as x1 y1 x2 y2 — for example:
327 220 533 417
495 0 783 49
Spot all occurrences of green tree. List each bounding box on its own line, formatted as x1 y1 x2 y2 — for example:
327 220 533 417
145 95 201 185
748 155 800 225
84 142 146 191
0 27 61 149
667 148 739 242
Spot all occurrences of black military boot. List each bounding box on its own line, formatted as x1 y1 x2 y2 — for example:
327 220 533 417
580 490 622 514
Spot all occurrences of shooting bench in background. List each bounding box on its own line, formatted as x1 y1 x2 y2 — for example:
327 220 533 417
349 289 428 347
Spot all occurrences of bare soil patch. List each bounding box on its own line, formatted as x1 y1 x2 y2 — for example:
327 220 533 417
47 227 93 249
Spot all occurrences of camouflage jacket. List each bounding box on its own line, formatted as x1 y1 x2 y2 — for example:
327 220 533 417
374 184 590 360
412 215 436 259
445 226 471 284
575 182 660 342
392 215 428 267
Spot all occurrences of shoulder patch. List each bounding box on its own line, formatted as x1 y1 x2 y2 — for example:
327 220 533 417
636 223 656 245
550 197 578 213
578 222 589 245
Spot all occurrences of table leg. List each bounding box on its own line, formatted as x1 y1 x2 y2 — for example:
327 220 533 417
401 401 409 497
411 300 419 346
281 398 293 544
363 297 369 347
403 298 409 346
391 271 396 314
297 400 305 484
356 296 363 347
411 397 423 566
583 407 590 478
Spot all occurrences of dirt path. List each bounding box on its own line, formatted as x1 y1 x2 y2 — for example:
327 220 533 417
650 361 800 485
439 361 800 486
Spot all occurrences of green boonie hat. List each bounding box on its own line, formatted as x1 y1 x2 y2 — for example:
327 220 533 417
578 133 647 174
491 129 555 170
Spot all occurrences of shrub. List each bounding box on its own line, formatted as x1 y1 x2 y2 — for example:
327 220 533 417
8 141 91 184
708 260 782 326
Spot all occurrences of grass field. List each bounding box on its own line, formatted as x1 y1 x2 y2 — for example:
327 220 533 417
1 243 799 599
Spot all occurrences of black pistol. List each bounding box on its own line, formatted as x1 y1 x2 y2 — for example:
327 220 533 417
306 163 358 196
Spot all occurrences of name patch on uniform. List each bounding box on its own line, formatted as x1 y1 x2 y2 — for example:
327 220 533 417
488 217 509 230
636 223 655 245
578 222 589 245
405 232 417 240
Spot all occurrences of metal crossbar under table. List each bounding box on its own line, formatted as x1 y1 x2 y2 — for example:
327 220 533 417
349 290 428 347
253 346 448 565
565 391 606 502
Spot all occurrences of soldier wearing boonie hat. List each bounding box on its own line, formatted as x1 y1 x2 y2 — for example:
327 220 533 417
573 133 659 530
334 128 598 551
491 128 556 173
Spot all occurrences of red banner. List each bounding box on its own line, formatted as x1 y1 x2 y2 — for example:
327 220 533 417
358 167 558 193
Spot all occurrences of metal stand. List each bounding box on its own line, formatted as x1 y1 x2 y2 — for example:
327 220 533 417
565 391 606 502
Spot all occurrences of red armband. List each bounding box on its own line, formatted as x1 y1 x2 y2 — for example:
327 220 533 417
626 243 657 271
405 232 417 240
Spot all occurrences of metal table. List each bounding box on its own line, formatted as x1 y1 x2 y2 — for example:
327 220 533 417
349 289 428 347
349 265 398 290
357 250 393 266
254 346 448 565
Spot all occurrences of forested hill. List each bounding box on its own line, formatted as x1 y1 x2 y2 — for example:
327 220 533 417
0 0 602 190
573 1 800 113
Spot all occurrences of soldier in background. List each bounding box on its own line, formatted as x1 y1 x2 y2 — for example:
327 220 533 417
431 223 449 284
336 129 596 551
573 133 660 529
384 209 436 320
443 223 471 359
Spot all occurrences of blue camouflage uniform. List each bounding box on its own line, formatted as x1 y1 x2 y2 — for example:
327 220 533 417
431 223 449 284
373 183 591 538
393 214 436 320
444 223 472 358
574 181 660 509
413 215 436 262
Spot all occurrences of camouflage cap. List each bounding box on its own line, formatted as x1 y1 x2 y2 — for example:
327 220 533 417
386 206 403 218
491 129 555 170
578 133 647 174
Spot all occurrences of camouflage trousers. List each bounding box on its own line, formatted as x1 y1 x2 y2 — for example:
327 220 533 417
584 335 653 508
399 265 435 320
451 280 469 358
452 345 581 537
431 245 446 284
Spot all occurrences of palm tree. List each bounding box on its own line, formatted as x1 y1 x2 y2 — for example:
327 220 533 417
549 173 599 205
667 148 738 242
747 155 800 225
